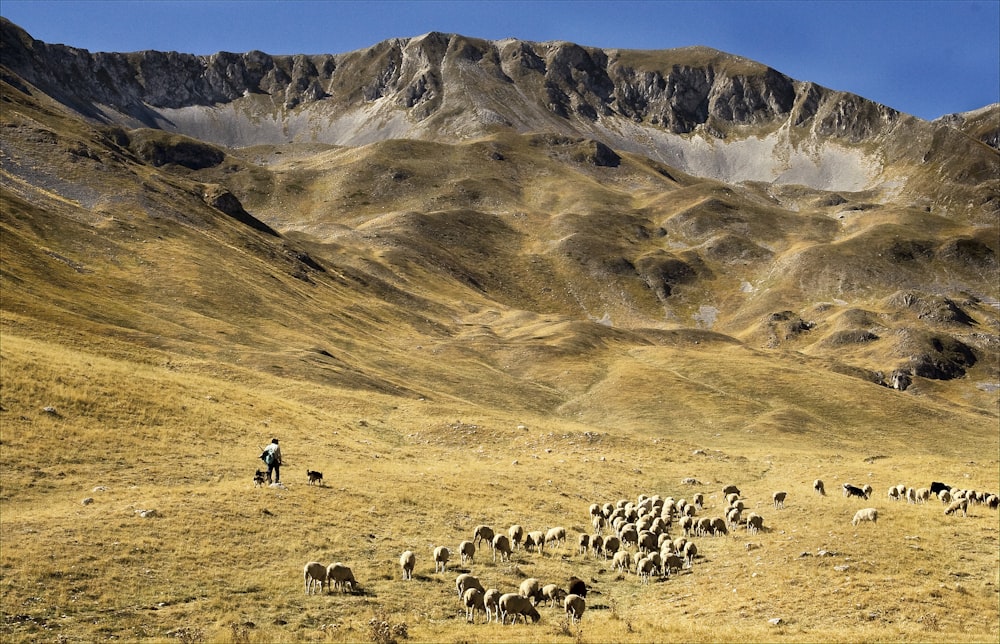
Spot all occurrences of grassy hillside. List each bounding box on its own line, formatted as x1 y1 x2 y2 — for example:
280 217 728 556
1 49 999 643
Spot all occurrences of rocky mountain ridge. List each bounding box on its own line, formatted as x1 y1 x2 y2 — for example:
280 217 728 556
7 18 992 195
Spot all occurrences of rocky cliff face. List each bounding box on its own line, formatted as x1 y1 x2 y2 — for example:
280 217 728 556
0 20 903 152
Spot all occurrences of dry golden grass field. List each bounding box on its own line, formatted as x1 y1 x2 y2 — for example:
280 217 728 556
1 325 998 644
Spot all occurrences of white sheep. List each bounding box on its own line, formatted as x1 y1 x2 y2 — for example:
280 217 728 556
636 556 656 584
326 562 355 592
683 540 698 568
612 549 631 573
590 534 604 558
564 593 586 622
851 507 878 526
462 587 485 623
746 513 764 535
483 588 502 623
540 583 567 608
492 534 513 562
577 533 591 555
433 545 450 573
456 573 485 597
692 493 705 509
303 561 327 595
814 479 826 496
499 592 541 624
938 489 952 503
773 491 787 509
518 577 543 604
915 487 930 503
508 524 524 550
944 498 969 517
602 535 621 558
458 540 476 564
862 484 873 498
888 487 901 501
662 553 684 577
545 526 567 549
399 550 415 581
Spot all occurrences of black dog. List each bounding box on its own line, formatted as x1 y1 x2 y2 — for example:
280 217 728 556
254 470 268 487
843 483 868 499
307 469 324 486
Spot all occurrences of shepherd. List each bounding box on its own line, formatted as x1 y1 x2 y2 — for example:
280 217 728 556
260 438 283 484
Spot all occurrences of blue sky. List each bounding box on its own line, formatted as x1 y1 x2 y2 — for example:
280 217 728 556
2 0 998 121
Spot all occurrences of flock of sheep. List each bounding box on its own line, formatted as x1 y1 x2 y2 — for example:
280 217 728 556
299 478 997 626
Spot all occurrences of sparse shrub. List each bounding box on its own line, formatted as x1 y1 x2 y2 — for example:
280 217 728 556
553 617 574 637
229 621 251 644
367 611 408 644
170 626 205 644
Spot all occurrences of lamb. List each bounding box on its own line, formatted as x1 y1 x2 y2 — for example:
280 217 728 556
518 577 543 605
303 561 327 595
399 550 415 581
433 545 450 573
499 593 541 624
473 525 495 547
483 588 502 623
745 513 764 535
540 583 568 607
458 540 476 565
456 573 485 597
462 587 486 623
492 534 513 562
773 491 787 509
508 524 524 550
326 562 356 592
944 498 969 517
851 507 878 526
564 593 586 622
814 479 826 496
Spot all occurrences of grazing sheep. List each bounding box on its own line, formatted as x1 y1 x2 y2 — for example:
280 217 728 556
986 494 999 510
484 588 502 623
612 549 631 573
888 487 901 501
938 490 952 503
499 593 541 624
492 534 513 562
636 556 656 584
915 487 930 503
602 535 621 558
456 573 485 597
637 530 657 553
710 516 728 536
518 578 543 605
524 530 546 554
540 583 567 607
592 513 607 534
589 503 602 518
680 515 695 537
905 487 917 504
577 533 591 555
564 593 586 622
474 525 495 547
458 540 476 565
861 484 873 498
773 491 787 509
399 550 415 581
462 587 485 623
746 513 764 535
683 541 698 568
567 576 588 597
843 484 868 499
727 507 743 528
326 563 356 592
433 546 450 573
590 534 604 559
303 561 327 595
944 498 969 517
722 485 741 496
619 525 639 548
692 493 704 509
662 553 684 577
672 537 687 553
851 508 878 526
508 525 524 550
814 479 826 495
545 526 567 549
724 493 740 506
